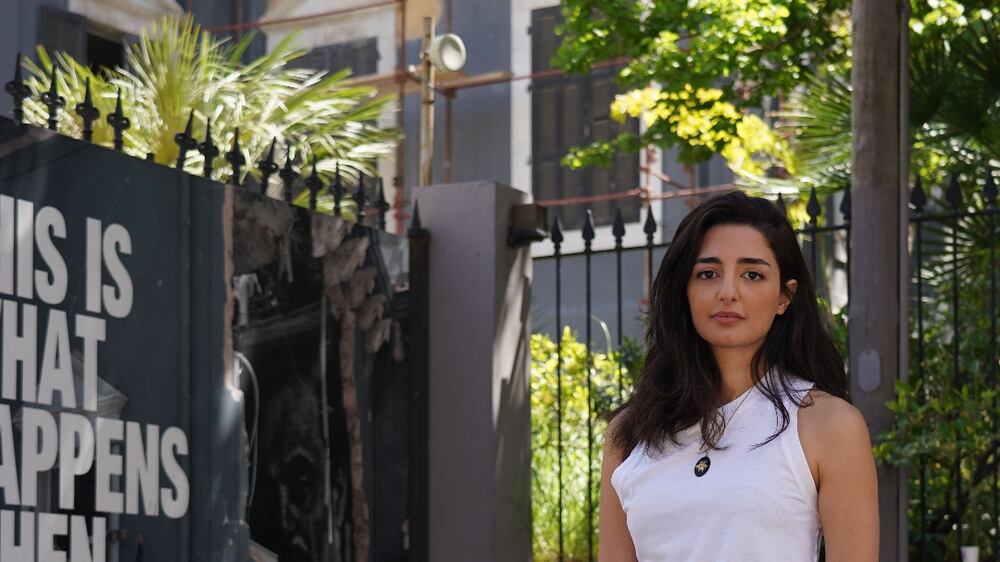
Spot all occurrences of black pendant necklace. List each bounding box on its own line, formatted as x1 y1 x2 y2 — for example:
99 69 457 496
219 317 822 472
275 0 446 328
693 385 755 478
694 456 711 477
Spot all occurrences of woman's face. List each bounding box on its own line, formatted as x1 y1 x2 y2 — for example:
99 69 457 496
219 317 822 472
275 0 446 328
686 224 797 352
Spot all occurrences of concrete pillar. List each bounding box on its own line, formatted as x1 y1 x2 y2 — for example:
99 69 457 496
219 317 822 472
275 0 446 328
415 181 533 562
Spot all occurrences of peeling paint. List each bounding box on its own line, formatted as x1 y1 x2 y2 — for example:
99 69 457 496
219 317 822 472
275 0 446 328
232 192 295 277
311 214 353 258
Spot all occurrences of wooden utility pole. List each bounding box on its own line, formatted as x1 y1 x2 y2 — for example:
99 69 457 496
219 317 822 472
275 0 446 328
850 0 908 560
419 16 436 187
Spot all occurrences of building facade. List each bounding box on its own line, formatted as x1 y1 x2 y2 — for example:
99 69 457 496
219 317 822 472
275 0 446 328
1 0 736 348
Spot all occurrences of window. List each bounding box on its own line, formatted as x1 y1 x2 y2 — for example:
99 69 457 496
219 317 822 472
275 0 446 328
289 38 379 77
38 7 87 61
86 31 125 70
38 7 129 71
531 6 640 231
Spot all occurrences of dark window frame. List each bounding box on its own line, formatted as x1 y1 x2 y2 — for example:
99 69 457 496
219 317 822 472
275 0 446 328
288 37 380 77
530 6 641 231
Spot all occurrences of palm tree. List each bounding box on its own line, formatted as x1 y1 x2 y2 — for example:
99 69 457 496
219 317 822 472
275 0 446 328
17 15 397 217
741 11 999 198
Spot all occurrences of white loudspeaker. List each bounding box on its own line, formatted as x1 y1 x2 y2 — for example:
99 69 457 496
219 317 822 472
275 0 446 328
426 33 467 72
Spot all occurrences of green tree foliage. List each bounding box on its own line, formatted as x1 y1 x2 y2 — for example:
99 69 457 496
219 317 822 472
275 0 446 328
553 0 850 171
18 15 396 217
746 2 999 198
876 191 1000 558
530 328 643 561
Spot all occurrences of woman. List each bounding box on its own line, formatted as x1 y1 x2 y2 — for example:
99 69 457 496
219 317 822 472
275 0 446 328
599 191 878 561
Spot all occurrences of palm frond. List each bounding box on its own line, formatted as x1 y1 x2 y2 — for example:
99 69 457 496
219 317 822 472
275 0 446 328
17 13 397 197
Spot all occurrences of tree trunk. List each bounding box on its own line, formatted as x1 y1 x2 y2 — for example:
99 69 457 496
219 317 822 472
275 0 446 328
850 0 907 560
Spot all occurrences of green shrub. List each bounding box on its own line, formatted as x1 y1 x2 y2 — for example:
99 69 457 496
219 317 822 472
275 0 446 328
529 327 642 561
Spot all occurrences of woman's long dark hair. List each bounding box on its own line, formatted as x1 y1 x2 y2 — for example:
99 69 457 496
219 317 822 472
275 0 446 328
611 191 848 459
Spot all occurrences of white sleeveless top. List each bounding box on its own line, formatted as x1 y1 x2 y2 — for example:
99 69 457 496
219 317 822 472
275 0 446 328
610 374 821 561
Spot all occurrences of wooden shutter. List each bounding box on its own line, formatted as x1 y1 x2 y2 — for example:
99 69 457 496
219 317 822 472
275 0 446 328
292 39 379 77
37 7 86 61
290 48 328 71
352 38 379 76
530 7 640 230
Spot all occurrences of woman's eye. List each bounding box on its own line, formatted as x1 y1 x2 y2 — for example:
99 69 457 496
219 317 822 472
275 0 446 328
696 270 716 279
744 271 764 281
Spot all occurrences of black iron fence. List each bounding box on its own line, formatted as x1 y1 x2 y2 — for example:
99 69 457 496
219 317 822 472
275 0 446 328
532 173 999 561
3 54 392 229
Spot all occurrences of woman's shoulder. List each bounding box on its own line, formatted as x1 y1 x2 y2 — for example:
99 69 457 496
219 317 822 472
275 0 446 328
604 408 629 460
799 389 867 434
798 388 871 484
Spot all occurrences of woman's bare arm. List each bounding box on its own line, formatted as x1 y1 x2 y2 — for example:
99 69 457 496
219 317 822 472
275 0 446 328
799 390 879 562
598 419 638 562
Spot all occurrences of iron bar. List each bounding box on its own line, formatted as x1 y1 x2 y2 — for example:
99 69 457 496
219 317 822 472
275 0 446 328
985 170 998 560
536 226 849 262
613 208 625 402
582 209 595 562
807 187 821 280
946 174 963 557
911 207 1000 223
911 176 928 561
552 215 565 562
840 188 852 297
644 207 657 300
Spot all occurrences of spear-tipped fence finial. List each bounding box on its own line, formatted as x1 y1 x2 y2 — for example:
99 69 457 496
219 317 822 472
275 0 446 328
839 184 852 221
582 209 595 248
305 155 322 211
5 53 30 124
279 143 299 203
174 110 197 169
331 163 344 217
354 173 369 223
257 138 278 195
226 128 246 186
643 206 657 243
39 65 66 131
612 208 626 247
910 176 927 213
551 215 564 249
776 192 787 216
985 170 998 209
106 89 131 151
198 119 219 178
806 186 821 225
946 174 963 210
74 77 100 142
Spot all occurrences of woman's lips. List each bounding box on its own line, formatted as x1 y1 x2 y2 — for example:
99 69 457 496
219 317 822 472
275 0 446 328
711 312 744 323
